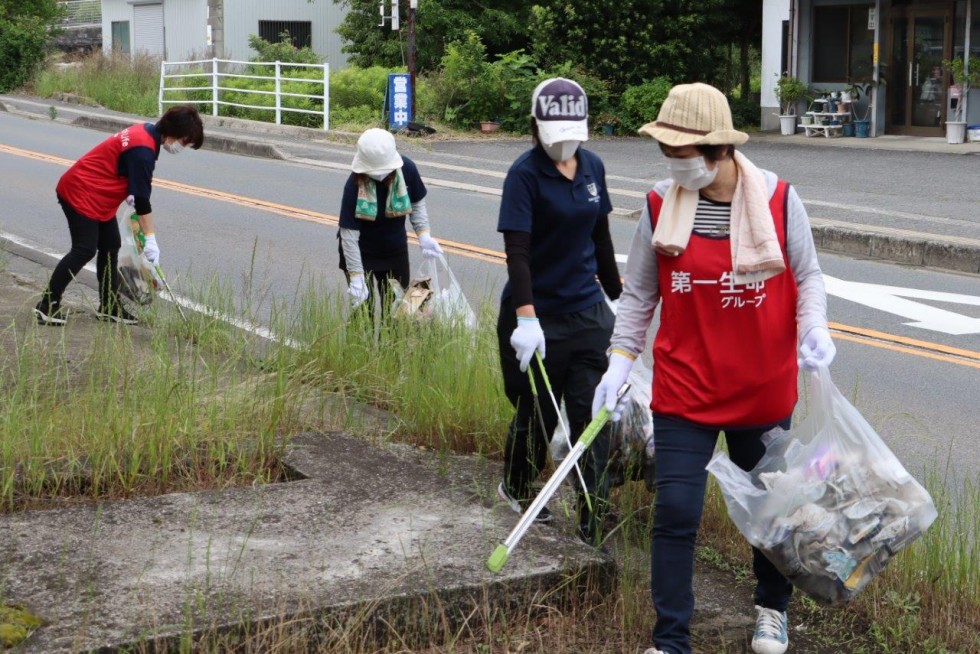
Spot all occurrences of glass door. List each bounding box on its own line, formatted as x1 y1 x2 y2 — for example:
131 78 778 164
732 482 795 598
887 5 953 135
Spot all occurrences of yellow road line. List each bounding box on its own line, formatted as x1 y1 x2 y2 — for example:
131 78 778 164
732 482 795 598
3 142 978 368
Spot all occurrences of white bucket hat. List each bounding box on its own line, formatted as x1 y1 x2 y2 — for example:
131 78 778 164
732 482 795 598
638 82 748 147
531 77 589 145
351 128 403 174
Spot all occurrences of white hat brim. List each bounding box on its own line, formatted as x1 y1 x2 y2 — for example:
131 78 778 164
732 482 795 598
351 150 404 174
538 120 589 145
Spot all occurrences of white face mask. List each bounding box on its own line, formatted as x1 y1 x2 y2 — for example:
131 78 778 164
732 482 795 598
367 170 393 181
668 156 718 190
163 140 184 155
542 140 580 162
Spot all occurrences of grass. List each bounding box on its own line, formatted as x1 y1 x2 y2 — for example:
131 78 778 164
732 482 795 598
31 52 161 117
3 273 978 652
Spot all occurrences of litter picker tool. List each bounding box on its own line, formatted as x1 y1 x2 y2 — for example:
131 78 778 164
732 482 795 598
153 264 187 322
527 353 591 510
486 382 629 573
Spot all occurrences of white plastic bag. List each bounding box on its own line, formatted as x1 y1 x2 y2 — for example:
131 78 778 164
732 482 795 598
392 254 476 328
706 367 937 605
608 357 655 489
117 211 159 306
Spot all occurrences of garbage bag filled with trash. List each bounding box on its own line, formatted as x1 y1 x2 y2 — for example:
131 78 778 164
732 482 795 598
707 367 938 606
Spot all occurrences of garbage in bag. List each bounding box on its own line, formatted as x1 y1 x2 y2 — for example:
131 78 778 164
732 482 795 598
706 367 937 606
118 211 160 306
390 254 477 328
608 357 655 489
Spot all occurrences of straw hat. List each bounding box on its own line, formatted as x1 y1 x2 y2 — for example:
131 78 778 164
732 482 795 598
638 83 748 147
351 128 403 174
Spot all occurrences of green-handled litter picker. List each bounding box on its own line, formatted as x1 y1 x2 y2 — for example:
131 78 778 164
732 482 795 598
486 381 630 573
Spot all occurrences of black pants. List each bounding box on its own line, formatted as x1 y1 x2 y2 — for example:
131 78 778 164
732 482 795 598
44 196 122 308
496 298 614 538
338 242 410 322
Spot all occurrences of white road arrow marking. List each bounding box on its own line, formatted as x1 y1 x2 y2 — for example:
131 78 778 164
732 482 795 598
824 275 980 335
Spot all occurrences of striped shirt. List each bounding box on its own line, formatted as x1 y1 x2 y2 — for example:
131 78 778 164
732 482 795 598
694 195 731 237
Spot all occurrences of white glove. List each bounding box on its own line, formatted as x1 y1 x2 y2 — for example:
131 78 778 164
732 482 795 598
418 232 443 259
510 316 545 372
142 234 160 266
591 352 635 421
125 195 135 208
347 275 370 308
799 326 836 370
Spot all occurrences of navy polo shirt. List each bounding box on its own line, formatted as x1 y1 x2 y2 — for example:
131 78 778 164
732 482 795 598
338 156 427 260
497 146 613 316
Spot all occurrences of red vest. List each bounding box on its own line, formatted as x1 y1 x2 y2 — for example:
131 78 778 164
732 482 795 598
56 124 157 221
649 181 798 427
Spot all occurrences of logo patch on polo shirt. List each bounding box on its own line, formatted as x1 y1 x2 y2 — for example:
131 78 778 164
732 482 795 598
587 182 597 196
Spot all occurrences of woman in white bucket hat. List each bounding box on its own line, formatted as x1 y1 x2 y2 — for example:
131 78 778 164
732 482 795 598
337 128 443 315
591 83 835 654
495 78 623 549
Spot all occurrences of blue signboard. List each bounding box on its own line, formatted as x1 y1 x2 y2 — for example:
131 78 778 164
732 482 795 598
388 73 412 129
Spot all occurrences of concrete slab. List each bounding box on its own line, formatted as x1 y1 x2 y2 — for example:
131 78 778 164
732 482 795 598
0 432 612 652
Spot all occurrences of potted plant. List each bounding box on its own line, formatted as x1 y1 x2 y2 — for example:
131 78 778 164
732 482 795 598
846 78 884 138
594 111 620 136
774 74 809 136
942 55 980 144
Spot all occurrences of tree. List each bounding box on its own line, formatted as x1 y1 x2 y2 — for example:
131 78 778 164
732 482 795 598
0 0 63 92
528 0 736 92
331 0 530 72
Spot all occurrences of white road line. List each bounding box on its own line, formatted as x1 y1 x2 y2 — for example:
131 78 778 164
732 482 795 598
0 230 294 346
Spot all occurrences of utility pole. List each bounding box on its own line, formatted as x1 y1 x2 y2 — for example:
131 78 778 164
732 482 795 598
408 0 417 118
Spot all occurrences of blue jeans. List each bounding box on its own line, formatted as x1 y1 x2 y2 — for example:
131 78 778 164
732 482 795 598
651 414 793 654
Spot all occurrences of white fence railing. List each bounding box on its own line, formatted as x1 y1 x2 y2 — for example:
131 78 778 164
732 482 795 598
159 58 330 130
59 0 101 28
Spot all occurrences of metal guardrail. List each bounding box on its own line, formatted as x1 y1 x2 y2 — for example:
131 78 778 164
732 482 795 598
60 0 101 28
159 58 330 130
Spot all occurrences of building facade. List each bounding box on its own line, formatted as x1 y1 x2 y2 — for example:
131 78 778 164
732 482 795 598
100 0 347 65
762 0 979 136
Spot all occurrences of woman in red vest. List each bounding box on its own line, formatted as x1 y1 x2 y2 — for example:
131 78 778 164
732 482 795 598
592 84 835 654
34 105 204 325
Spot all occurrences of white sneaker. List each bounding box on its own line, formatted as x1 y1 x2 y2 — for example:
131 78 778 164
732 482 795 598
752 605 789 654
642 649 667 654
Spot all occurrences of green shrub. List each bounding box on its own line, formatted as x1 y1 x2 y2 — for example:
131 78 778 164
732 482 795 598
728 95 760 129
330 65 390 113
33 52 160 116
247 33 321 65
0 16 50 92
619 77 673 133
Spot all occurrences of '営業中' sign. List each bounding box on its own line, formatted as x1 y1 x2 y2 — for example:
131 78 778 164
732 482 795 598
388 73 412 129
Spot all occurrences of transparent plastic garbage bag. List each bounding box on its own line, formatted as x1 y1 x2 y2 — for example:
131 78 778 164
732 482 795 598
118 211 160 306
706 367 937 605
608 357 655 489
390 254 476 328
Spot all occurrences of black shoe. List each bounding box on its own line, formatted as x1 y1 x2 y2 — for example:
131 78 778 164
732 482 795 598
96 303 139 325
497 482 553 523
34 299 68 326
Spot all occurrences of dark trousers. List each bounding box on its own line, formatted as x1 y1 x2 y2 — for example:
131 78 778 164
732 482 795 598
339 242 410 322
496 299 614 538
651 414 794 654
44 196 122 308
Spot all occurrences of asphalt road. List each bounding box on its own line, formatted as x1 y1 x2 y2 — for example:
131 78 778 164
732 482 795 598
1 111 977 487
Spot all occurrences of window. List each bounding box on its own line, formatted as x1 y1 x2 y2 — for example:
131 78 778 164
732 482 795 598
258 20 312 48
111 20 130 54
813 4 875 82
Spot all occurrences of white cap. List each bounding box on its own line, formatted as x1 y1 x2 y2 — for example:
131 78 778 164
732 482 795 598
351 128 403 174
531 77 589 145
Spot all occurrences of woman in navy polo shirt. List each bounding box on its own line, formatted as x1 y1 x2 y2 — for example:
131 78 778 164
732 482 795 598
496 78 622 547
338 128 443 316
34 105 204 326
